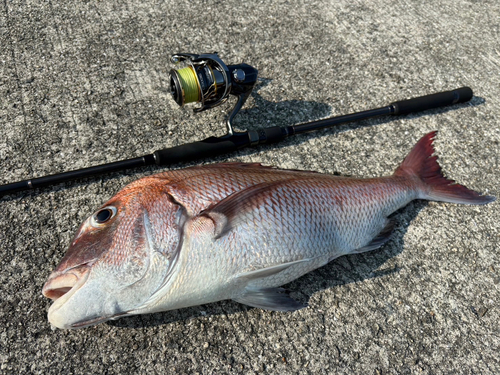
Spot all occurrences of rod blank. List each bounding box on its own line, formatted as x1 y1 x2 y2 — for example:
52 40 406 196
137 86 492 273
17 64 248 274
0 87 473 196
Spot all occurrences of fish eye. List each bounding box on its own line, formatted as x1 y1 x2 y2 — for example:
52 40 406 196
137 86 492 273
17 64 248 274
91 206 117 227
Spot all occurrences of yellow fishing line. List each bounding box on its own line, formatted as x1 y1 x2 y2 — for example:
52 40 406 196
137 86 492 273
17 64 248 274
176 67 200 104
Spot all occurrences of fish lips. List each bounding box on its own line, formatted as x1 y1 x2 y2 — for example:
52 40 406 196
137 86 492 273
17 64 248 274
43 269 89 329
43 268 123 329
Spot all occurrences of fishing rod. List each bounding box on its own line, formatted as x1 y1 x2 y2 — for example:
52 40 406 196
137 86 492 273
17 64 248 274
0 52 473 196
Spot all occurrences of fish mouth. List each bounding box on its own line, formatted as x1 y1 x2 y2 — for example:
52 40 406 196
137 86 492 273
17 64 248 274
42 273 78 301
42 268 129 329
42 268 89 302
42 268 92 328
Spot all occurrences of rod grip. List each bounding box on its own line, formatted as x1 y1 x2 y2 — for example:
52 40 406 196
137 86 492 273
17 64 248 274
391 87 473 115
153 134 250 166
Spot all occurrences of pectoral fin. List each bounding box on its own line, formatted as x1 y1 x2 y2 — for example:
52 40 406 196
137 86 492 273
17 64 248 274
199 179 297 239
233 287 306 311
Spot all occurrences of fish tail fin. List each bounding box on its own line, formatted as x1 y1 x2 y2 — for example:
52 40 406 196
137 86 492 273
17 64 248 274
394 131 495 205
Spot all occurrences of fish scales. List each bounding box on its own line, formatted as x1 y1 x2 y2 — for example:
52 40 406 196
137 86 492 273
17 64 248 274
154 176 413 304
42 132 495 328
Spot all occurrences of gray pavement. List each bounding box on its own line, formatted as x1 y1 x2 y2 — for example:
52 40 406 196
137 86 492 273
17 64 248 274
1 0 499 374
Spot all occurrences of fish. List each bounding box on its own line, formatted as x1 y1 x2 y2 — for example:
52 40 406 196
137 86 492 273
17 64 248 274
42 131 495 329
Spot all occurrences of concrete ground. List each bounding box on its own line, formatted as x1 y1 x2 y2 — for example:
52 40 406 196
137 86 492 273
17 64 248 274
1 0 498 374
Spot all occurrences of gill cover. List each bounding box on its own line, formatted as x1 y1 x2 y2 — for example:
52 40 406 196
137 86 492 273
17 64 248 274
44 186 184 329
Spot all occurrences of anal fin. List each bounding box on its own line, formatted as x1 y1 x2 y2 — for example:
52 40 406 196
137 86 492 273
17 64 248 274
233 287 306 312
350 220 395 254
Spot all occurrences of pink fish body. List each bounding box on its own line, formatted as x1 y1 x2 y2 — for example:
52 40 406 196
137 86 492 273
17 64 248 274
42 132 495 329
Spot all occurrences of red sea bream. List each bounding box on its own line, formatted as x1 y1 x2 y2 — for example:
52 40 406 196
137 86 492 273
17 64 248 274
42 132 495 329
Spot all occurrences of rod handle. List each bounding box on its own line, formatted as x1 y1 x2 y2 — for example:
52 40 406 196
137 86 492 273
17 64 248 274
391 87 473 115
153 133 250 165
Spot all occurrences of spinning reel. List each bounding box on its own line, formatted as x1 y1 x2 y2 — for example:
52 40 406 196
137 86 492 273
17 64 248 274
169 52 258 135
